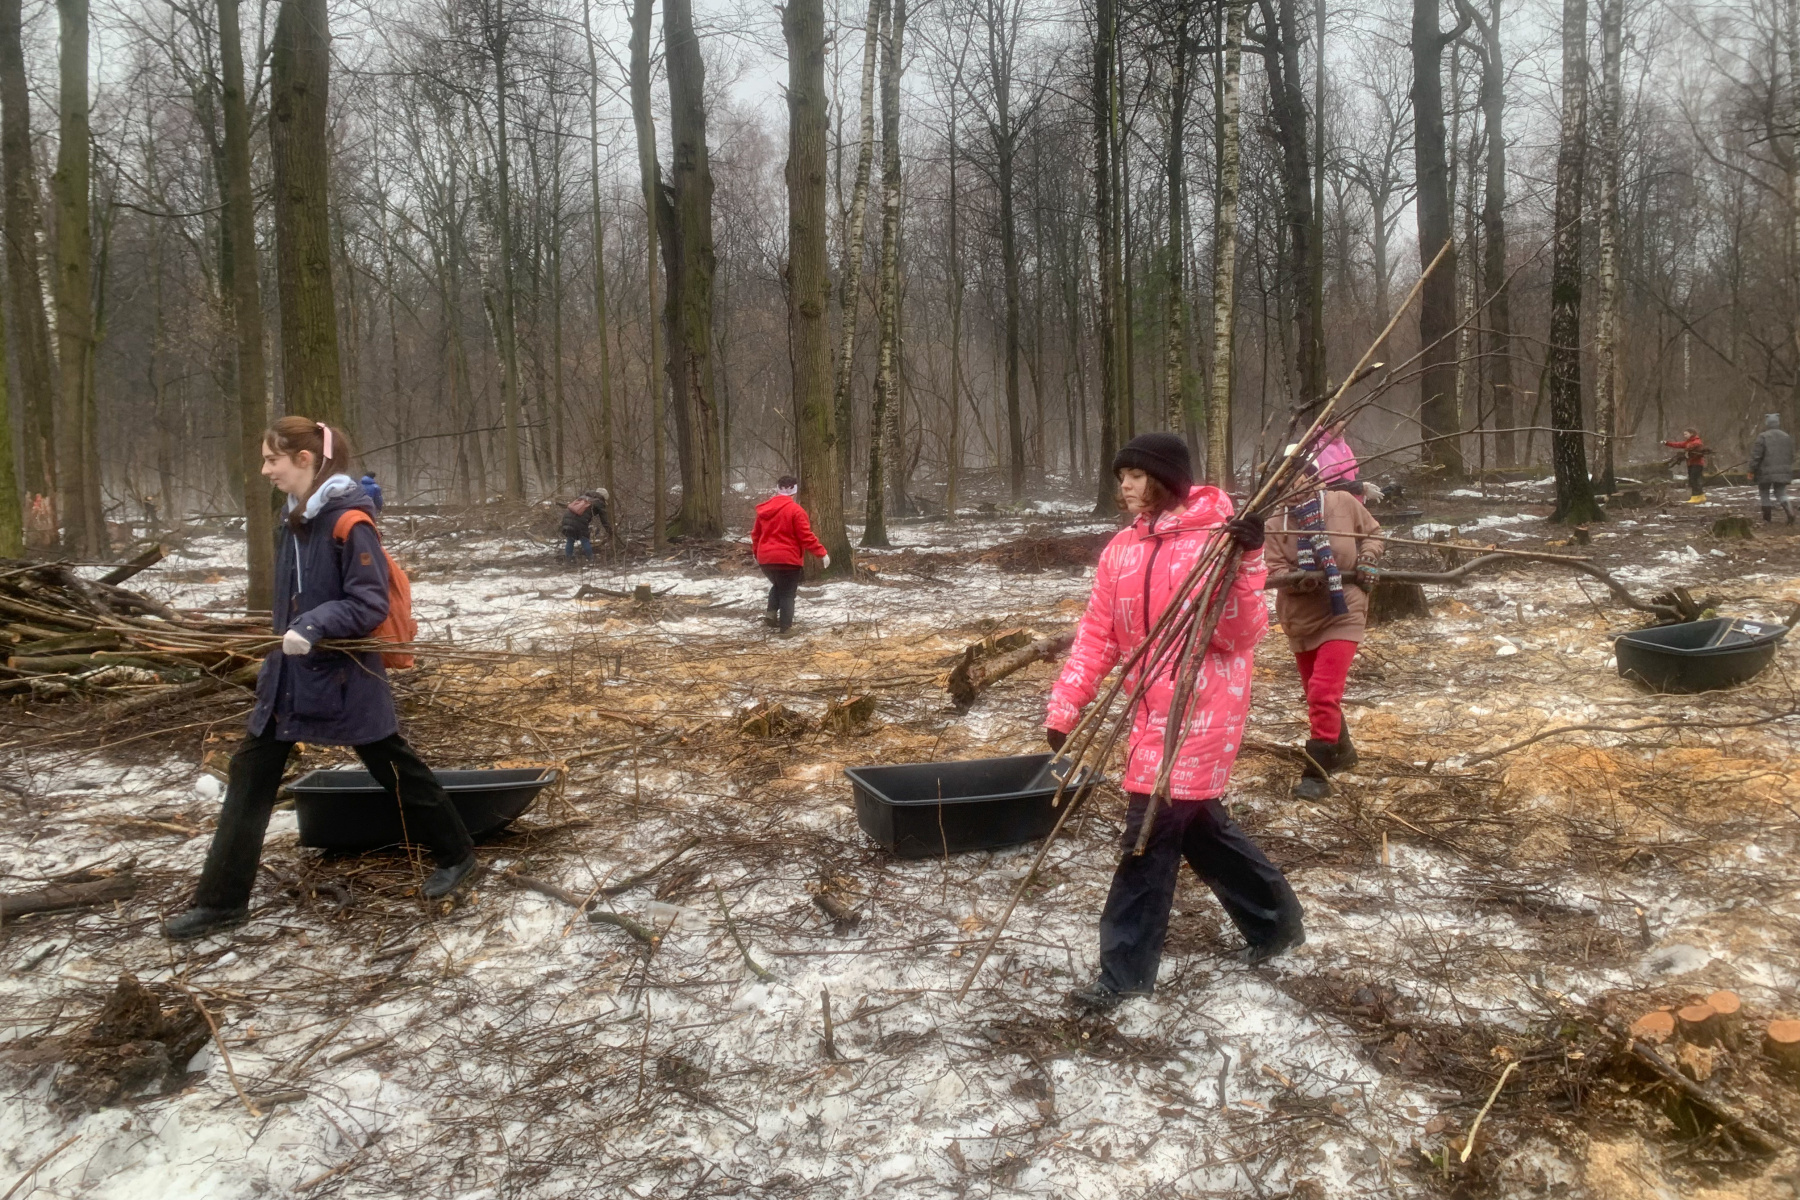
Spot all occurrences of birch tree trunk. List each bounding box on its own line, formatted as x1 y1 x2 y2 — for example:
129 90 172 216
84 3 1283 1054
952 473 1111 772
664 0 724 538
1547 0 1603 523
784 0 851 572
1593 0 1624 493
269 0 344 429
218 0 273 609
488 15 525 501
582 0 617 512
832 0 882 498
861 0 905 547
628 0 666 547
0 0 55 505
947 85 964 520
53 0 100 556
1091 0 1119 513
1206 0 1244 487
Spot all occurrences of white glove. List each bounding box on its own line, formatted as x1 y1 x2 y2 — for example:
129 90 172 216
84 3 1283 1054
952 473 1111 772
282 629 313 656
819 553 831 570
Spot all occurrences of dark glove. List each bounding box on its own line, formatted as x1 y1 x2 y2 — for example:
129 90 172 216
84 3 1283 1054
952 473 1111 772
1045 727 1067 753
1225 513 1265 551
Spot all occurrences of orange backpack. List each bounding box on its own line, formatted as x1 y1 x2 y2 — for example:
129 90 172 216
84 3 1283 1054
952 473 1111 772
332 510 417 669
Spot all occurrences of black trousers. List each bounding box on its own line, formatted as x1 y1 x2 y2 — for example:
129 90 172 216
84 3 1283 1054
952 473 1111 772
1097 794 1303 994
193 726 474 910
1687 464 1705 496
760 564 804 631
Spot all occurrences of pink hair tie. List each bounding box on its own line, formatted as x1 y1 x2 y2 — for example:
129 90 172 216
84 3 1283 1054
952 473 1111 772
318 422 333 460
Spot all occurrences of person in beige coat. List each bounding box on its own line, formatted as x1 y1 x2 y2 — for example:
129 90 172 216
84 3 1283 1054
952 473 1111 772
1267 472 1384 798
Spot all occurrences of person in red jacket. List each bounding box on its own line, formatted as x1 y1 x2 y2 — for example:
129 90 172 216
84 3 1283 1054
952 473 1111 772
1663 428 1708 501
751 475 830 635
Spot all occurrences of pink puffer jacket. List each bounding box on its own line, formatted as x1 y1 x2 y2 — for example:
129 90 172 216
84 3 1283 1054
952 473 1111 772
1046 486 1268 800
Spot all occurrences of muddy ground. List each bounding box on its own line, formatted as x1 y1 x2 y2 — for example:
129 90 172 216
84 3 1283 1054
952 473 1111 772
1 475 1798 1199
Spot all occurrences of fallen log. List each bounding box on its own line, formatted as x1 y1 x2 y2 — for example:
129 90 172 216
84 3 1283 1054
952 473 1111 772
0 873 137 922
1264 549 1685 621
99 544 168 587
947 631 1075 707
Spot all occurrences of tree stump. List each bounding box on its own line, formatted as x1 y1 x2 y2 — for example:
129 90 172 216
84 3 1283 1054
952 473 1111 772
1368 580 1430 625
1676 1003 1721 1046
1706 990 1743 1047
1629 1010 1675 1045
633 583 654 602
821 694 876 734
1762 1020 1800 1071
1710 516 1755 540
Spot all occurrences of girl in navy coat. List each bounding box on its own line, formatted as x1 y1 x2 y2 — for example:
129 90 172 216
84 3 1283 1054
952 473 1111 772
165 418 476 941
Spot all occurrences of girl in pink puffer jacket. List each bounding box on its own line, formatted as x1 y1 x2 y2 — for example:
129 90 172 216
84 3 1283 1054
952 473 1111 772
1046 433 1306 1012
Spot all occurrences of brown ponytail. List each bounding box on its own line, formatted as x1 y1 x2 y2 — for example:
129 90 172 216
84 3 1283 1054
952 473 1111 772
264 416 356 530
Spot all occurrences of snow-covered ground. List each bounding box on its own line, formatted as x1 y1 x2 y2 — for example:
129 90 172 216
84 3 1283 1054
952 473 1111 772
7 496 1799 1198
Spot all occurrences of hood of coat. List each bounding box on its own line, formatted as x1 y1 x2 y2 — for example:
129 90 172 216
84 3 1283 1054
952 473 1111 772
756 492 801 517
1132 484 1235 538
286 474 363 524
1767 414 1783 430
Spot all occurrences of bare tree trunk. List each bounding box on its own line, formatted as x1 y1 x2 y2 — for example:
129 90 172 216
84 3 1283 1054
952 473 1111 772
982 0 1025 501
269 0 343 428
1256 0 1323 405
663 0 724 538
583 0 617 512
1460 0 1514 467
833 0 882 500
485 13 525 501
1163 14 1190 435
1547 0 1603 523
1091 0 1119 513
1593 0 1624 493
218 0 272 608
1206 0 1244 487
1790 0 1800 429
628 0 666 547
784 0 851 572
861 0 905 547
53 0 100 555
1412 0 1467 476
947 88 964 520
0 0 55 506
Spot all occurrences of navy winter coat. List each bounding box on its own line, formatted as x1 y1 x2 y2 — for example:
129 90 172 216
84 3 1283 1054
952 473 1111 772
249 483 398 745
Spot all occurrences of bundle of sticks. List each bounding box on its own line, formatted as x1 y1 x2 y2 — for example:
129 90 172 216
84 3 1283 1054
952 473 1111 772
0 558 509 699
955 244 1454 999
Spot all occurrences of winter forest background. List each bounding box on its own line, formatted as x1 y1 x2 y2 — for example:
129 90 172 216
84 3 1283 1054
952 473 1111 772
0 0 1796 561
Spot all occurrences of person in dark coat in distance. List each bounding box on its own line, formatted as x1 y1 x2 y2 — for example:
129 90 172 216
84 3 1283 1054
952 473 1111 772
1750 414 1794 524
751 475 830 635
163 417 477 941
359 472 384 513
560 488 613 563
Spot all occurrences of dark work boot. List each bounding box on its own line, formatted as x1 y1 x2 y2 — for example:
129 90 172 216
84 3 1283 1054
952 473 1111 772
1334 723 1358 772
1764 506 1774 523
1294 739 1338 800
163 906 249 941
1067 978 1128 1013
1240 917 1307 966
422 853 479 899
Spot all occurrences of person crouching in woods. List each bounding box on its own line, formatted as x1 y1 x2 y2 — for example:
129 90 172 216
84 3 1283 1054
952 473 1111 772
560 488 612 564
1046 433 1306 1013
1664 428 1709 502
1267 452 1384 800
751 475 830 636
163 418 478 941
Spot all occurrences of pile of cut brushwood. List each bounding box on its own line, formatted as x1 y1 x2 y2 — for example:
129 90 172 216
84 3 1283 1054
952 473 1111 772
0 551 271 700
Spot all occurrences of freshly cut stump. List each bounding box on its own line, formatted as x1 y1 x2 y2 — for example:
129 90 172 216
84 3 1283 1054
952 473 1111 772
1676 1003 1720 1046
1765 1020 1800 1070
1706 990 1744 1045
1629 1010 1676 1045
1368 580 1429 625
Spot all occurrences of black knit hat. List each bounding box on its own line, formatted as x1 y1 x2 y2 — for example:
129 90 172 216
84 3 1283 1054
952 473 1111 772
1113 432 1193 499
